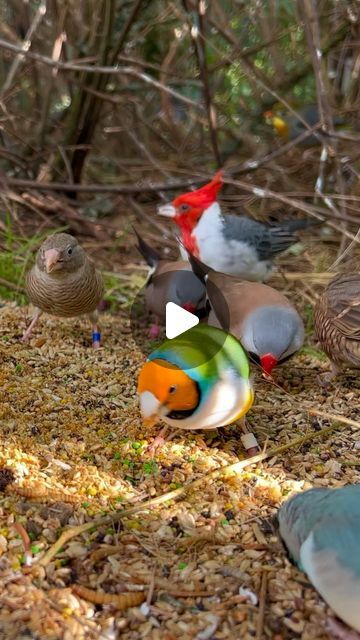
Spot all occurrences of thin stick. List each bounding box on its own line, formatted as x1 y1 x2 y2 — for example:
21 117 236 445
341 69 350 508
0 176 206 194
0 277 26 294
38 420 344 568
183 0 221 166
0 3 47 97
308 409 360 430
110 0 146 64
255 571 267 640
0 38 204 111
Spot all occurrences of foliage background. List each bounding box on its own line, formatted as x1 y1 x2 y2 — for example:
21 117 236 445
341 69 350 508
0 0 359 296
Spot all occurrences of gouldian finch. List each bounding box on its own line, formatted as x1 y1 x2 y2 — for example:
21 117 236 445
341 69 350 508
189 254 304 376
158 171 316 281
314 272 360 382
277 485 360 633
137 324 254 438
134 228 207 338
23 233 104 347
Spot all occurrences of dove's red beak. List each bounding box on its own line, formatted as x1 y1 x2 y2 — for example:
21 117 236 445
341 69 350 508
44 248 61 273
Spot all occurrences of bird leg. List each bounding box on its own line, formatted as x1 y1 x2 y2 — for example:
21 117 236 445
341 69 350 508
326 617 360 640
22 310 42 342
318 361 341 387
238 417 260 457
88 312 101 349
147 426 177 457
148 320 161 340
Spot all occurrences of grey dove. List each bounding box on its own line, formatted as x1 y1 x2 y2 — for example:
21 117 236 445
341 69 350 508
277 485 360 634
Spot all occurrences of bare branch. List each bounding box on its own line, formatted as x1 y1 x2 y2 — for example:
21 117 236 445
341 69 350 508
110 0 148 64
0 37 205 111
182 0 221 166
0 1 47 98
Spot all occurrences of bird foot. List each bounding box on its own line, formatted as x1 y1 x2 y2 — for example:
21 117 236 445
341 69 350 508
326 617 360 640
246 446 261 457
317 363 340 388
317 372 335 388
22 311 42 342
147 427 175 457
241 432 260 457
148 324 161 339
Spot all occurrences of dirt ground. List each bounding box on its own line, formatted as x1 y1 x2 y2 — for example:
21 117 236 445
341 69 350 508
0 282 359 640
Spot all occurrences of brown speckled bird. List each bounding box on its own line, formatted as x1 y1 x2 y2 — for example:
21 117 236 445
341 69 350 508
314 272 360 381
23 232 104 347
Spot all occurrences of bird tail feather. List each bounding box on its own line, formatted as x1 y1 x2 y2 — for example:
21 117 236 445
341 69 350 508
184 248 212 283
278 218 323 232
133 227 161 268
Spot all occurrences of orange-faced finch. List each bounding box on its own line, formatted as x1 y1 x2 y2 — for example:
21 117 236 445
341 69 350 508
137 324 257 454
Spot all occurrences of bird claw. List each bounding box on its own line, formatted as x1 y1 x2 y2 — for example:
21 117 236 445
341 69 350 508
147 434 167 458
317 372 334 388
148 324 161 339
146 427 176 457
317 362 341 387
246 446 261 457
317 364 339 387
326 617 360 640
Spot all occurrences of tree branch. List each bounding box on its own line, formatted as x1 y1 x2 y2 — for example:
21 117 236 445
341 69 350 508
0 37 205 111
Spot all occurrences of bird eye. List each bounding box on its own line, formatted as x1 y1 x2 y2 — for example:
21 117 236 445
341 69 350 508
67 247 73 255
169 385 177 394
179 204 190 212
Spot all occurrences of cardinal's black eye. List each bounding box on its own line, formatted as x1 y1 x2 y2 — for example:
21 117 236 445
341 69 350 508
169 385 177 394
67 247 73 255
179 204 189 212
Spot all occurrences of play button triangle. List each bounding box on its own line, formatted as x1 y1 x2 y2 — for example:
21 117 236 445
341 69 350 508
165 302 199 339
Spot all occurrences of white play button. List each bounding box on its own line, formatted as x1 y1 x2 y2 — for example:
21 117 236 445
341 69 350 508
166 302 199 339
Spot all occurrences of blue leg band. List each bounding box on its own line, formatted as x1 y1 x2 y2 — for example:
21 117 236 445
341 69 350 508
92 331 101 343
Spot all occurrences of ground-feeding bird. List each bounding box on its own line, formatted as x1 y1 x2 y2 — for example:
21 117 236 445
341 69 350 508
277 485 360 634
189 254 304 376
158 171 315 281
134 228 207 338
23 232 104 347
314 272 360 382
137 324 257 453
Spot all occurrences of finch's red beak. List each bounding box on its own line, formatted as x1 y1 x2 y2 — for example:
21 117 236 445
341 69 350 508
44 248 61 273
260 353 278 376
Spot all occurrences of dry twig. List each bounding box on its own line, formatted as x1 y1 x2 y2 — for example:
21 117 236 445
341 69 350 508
38 417 348 568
